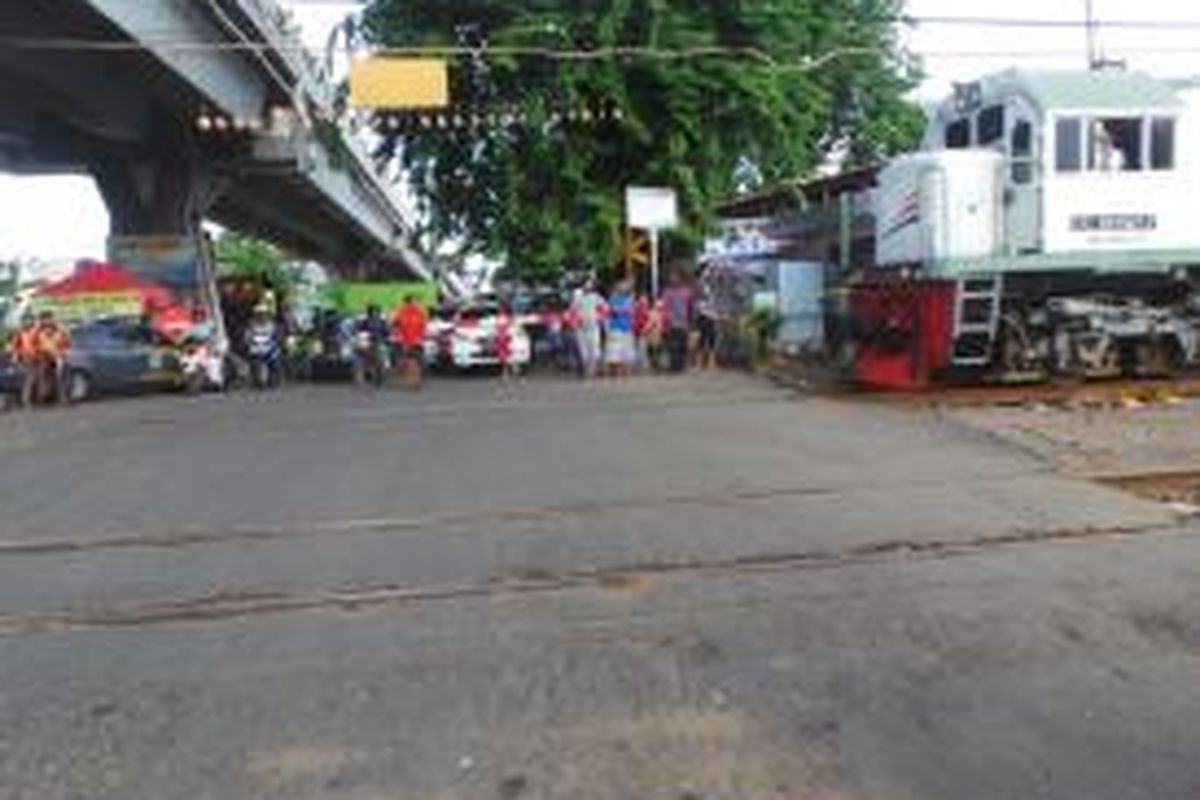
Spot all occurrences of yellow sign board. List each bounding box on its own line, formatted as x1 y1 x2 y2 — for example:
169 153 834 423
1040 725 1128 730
34 292 144 323
350 58 450 109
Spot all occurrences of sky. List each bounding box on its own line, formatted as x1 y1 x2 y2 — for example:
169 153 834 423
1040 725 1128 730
5 0 1200 262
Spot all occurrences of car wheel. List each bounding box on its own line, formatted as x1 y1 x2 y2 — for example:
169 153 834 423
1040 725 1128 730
68 370 92 404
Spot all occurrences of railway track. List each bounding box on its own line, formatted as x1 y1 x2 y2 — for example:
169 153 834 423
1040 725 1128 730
0 518 1184 637
872 376 1200 410
768 360 1200 409
1097 469 1200 507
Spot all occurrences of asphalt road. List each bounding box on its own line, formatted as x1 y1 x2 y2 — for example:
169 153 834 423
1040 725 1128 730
2 373 1200 799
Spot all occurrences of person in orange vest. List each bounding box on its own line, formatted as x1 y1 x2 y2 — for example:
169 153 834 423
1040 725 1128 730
8 313 39 408
391 295 429 390
33 310 72 406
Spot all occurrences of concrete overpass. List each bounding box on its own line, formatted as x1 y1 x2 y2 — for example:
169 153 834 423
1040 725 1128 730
0 0 428 277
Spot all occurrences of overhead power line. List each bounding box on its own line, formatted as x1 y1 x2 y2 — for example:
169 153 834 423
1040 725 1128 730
8 14 1200 65
9 35 1200 64
919 45 1200 59
0 36 884 72
901 15 1200 31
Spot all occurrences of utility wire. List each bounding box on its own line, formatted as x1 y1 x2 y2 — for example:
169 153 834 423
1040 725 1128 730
7 15 1200 62
900 15 1200 31
0 36 888 71
919 46 1200 59
8 36 1200 64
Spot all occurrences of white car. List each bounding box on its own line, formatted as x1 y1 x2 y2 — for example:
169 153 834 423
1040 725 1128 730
438 303 532 371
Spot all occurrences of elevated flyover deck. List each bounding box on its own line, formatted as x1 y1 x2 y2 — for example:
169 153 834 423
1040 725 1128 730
0 0 426 275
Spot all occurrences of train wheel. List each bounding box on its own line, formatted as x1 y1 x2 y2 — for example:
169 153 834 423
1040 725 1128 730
994 315 1047 382
1134 336 1184 378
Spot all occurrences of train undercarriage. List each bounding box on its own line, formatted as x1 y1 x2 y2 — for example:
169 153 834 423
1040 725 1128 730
845 269 1200 389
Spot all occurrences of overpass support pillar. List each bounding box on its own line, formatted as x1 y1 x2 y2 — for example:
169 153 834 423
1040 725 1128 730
90 154 221 241
88 152 228 347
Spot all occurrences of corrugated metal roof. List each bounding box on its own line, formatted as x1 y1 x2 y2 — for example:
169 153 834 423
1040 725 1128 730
997 69 1182 112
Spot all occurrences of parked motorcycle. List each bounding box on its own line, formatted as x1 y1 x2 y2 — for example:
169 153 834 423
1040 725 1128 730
180 339 227 395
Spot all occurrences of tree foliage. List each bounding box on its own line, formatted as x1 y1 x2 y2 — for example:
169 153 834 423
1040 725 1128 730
362 0 923 282
212 232 297 289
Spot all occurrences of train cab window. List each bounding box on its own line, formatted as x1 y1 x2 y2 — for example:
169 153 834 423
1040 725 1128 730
945 118 970 149
976 105 1005 146
1011 120 1033 184
1151 117 1176 171
1089 118 1142 171
1055 117 1082 172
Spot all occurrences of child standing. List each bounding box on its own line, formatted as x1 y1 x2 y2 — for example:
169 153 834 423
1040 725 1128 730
496 303 517 381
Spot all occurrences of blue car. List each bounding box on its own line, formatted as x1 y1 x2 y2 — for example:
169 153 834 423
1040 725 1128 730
0 356 20 407
0 320 184 404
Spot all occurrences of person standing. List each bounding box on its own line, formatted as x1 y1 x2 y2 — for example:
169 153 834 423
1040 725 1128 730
633 293 651 372
571 279 605 379
560 296 581 375
9 313 38 408
495 302 517 381
392 295 429 390
660 274 694 373
644 296 664 373
33 310 72 405
695 292 719 370
605 281 636 377
542 300 563 371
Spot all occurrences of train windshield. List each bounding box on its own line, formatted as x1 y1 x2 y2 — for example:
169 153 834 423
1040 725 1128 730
1056 116 1175 174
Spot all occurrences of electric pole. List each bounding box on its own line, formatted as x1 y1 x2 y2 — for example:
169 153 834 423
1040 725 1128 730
1085 0 1099 70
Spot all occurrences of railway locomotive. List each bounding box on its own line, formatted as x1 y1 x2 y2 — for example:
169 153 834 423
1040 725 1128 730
836 68 1200 388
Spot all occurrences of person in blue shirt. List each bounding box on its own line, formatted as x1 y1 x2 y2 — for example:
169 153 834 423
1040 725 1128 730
605 280 636 377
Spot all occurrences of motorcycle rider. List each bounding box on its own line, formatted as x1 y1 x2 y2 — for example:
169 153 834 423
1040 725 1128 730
243 305 281 388
354 304 390 387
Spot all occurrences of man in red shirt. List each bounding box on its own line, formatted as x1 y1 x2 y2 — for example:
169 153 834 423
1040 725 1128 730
392 295 429 390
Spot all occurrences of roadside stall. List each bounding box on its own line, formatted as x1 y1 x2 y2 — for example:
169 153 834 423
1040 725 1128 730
35 261 175 323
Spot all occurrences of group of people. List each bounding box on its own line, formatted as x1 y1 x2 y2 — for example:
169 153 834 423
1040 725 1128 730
4 280 718 408
7 310 73 407
554 275 716 379
300 297 430 389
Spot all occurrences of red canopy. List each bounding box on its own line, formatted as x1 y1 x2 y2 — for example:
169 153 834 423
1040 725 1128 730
40 261 175 310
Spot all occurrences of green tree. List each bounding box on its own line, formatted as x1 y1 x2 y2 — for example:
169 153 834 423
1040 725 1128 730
212 232 295 289
363 0 922 282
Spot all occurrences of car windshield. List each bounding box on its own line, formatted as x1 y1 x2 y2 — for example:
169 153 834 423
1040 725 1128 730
458 305 498 322
6 4 1195 799
74 321 134 345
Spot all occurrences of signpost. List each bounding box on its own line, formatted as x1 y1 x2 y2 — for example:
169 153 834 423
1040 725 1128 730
624 228 650 277
625 187 678 298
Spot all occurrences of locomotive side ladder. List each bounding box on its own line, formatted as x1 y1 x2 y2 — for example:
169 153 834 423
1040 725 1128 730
951 275 1004 366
